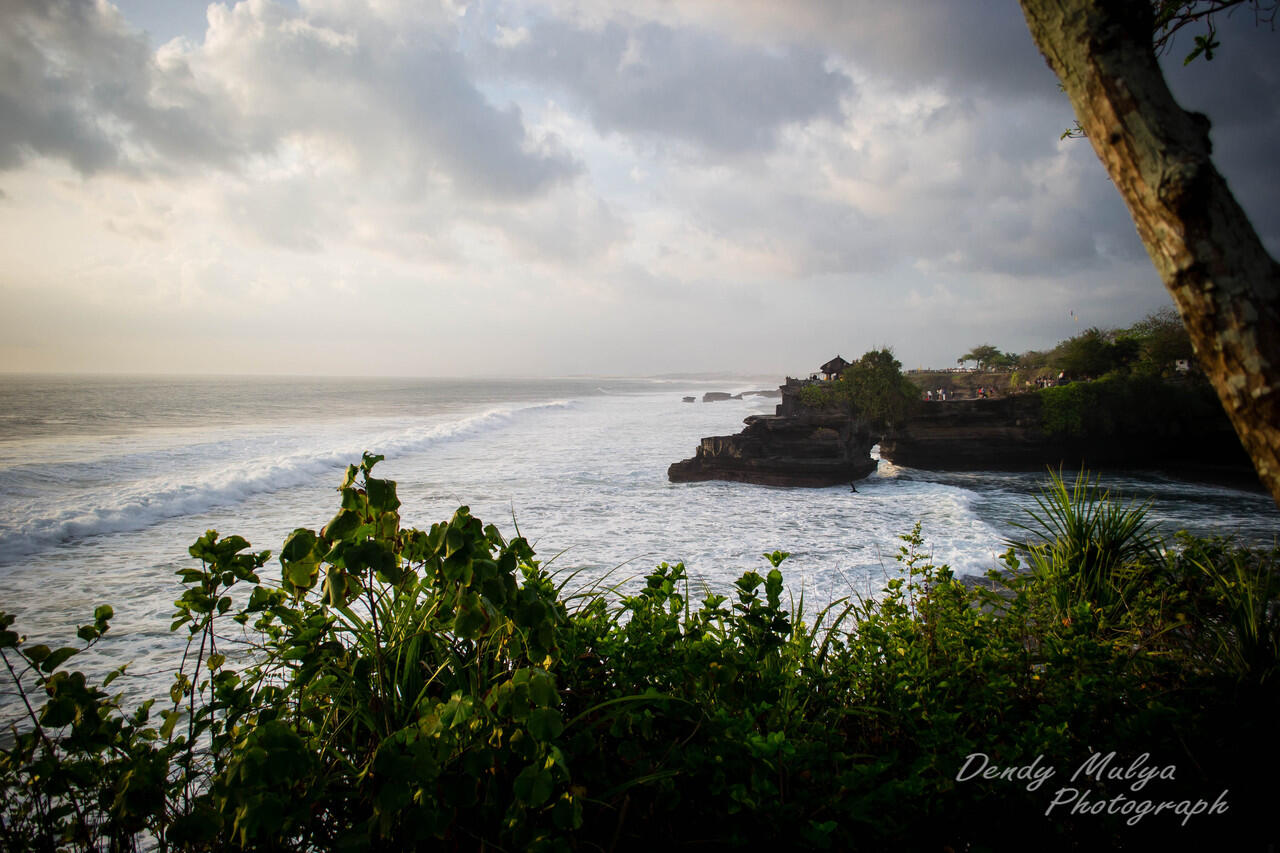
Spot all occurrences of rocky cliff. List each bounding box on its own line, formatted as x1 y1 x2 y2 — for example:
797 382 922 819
879 393 1259 488
669 375 1261 490
667 412 878 487
668 378 878 487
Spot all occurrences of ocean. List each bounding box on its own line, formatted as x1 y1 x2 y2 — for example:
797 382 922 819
2 374 1278 716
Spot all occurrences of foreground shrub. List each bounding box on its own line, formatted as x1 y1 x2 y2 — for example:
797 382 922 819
1 457 1276 850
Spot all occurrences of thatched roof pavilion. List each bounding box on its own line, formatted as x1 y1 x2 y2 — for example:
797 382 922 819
820 355 850 380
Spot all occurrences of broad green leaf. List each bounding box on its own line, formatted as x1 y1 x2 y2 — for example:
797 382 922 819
340 464 359 490
283 558 319 592
453 593 487 639
160 709 180 740
514 765 554 807
324 509 362 542
39 646 79 673
528 672 557 708
103 665 128 687
527 707 564 741
366 476 400 514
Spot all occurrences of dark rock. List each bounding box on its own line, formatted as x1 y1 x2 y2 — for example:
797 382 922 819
702 392 733 402
668 409 878 487
879 395 1260 488
682 396 696 403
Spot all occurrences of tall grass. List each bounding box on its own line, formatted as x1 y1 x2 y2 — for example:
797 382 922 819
1011 468 1160 619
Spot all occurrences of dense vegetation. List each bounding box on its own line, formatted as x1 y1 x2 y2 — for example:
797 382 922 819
1035 373 1222 437
2 458 1277 851
797 349 920 428
959 307 1195 381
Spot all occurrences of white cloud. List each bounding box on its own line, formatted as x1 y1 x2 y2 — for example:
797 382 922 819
0 0 1274 376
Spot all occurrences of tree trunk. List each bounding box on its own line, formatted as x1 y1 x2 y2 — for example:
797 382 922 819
1019 0 1280 508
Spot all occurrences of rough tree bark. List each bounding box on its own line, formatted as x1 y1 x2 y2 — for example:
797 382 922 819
1018 0 1280 508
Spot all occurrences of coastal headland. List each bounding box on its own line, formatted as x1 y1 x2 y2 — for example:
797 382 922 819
668 377 879 487
670 371 1261 490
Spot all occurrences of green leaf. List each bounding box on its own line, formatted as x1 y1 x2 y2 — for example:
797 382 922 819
160 709 181 740
366 477 401 514
453 593 488 639
324 569 356 608
514 765 554 807
283 559 319 593
361 451 385 474
103 664 128 687
527 707 564 741
340 464 359 490
39 646 79 673
281 529 323 594
528 672 557 708
324 509 363 542
344 540 397 580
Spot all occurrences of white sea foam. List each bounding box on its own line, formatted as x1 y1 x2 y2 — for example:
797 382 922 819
0 400 575 564
0 376 1276 722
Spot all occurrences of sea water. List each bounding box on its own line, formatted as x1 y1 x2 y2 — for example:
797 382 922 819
1 374 1277 717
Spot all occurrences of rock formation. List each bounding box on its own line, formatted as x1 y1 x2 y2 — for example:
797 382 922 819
879 394 1259 488
669 379 878 487
670 374 1260 490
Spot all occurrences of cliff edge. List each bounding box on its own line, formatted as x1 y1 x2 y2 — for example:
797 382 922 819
879 386 1259 488
668 379 878 487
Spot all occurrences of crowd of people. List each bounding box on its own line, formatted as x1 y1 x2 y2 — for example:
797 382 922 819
922 372 1067 402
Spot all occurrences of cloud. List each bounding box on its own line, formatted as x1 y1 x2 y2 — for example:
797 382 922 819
1157 16 1280 252
0 0 579 200
514 0 1058 99
489 15 853 155
0 0 240 175
0 0 1275 376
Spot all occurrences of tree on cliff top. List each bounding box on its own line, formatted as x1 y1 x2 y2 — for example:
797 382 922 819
957 345 1004 371
1054 328 1115 379
1124 306 1195 375
1018 0 1280 507
801 349 918 429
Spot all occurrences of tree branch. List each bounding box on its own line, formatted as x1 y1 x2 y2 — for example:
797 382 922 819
1021 0 1280 507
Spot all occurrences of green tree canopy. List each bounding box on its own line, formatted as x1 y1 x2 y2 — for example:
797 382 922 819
1042 312 1193 379
1053 327 1122 378
957 344 1004 370
1125 306 1194 373
802 348 919 428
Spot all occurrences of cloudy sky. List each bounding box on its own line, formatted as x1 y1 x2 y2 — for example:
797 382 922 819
1 0 1277 377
